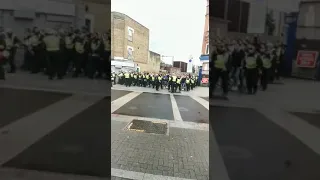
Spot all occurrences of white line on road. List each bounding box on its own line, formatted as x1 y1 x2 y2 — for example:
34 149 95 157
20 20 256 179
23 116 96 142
111 91 142 113
0 167 108 180
170 94 183 122
257 107 320 155
189 95 209 110
111 168 196 180
189 96 230 180
111 114 209 131
0 95 103 165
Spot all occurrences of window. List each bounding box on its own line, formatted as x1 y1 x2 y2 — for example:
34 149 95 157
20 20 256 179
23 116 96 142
128 27 134 41
127 46 134 60
205 43 209 55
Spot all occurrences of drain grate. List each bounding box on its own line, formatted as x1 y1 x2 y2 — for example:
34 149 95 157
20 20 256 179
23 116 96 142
125 119 168 135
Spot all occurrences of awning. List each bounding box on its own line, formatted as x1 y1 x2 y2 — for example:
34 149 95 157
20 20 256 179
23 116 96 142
199 55 209 61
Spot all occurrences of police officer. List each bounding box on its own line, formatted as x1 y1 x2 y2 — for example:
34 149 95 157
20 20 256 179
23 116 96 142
244 45 262 94
43 28 63 80
0 34 9 79
88 33 103 79
155 74 160 91
73 33 86 77
29 27 43 74
102 31 111 80
124 71 130 87
22 28 32 71
260 44 272 91
210 44 229 98
64 30 75 75
186 77 191 91
170 73 177 93
5 29 20 73
176 76 181 92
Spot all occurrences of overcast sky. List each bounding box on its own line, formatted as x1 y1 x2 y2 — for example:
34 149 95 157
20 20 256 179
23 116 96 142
111 0 206 65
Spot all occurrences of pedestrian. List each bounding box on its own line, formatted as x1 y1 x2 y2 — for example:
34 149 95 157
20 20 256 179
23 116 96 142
43 28 63 80
4 28 20 73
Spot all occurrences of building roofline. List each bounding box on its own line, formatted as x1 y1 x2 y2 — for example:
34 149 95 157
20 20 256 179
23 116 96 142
111 11 149 30
149 50 161 56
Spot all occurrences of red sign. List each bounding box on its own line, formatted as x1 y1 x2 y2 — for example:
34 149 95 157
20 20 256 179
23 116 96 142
296 50 318 68
201 78 209 84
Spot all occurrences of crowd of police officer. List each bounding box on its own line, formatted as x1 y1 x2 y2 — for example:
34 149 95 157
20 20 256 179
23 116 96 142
112 71 198 93
0 26 111 80
210 36 285 98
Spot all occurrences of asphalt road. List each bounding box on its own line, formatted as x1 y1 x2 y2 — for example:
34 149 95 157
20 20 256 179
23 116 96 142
174 95 209 123
0 87 71 129
3 97 111 177
112 90 209 121
210 105 320 180
113 92 174 120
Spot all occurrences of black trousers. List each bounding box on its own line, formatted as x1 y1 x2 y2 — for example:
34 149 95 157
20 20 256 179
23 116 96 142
171 82 176 93
64 49 74 74
8 48 17 73
103 50 111 78
73 52 85 77
260 68 270 90
245 68 259 94
87 55 100 78
210 67 228 95
186 83 190 91
30 48 41 73
47 51 63 79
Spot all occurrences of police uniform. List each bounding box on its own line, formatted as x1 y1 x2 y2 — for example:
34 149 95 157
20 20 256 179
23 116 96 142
260 47 272 90
211 46 229 97
186 78 191 91
29 29 43 73
64 32 75 74
22 29 32 71
43 29 63 80
103 33 111 79
5 29 20 73
88 34 102 79
176 77 181 92
170 75 177 93
124 72 130 87
0 37 9 79
73 35 86 77
244 46 262 94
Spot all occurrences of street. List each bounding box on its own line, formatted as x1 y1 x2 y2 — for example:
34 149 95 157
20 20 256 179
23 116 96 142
0 72 111 180
1 71 320 180
210 79 320 180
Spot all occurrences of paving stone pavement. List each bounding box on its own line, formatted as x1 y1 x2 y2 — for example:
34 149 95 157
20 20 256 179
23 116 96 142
111 120 209 180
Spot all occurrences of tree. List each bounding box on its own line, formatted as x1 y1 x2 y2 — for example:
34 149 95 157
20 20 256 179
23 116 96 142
265 11 275 36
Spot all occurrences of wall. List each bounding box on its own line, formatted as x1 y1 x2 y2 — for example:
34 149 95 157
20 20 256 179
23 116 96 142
83 0 110 33
124 13 149 65
111 11 149 72
0 0 80 39
147 51 161 73
111 12 125 59
201 0 209 55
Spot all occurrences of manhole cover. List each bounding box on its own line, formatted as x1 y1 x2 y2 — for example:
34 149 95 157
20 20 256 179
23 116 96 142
125 119 168 135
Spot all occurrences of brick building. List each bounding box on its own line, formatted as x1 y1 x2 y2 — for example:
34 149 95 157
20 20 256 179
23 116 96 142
111 11 150 72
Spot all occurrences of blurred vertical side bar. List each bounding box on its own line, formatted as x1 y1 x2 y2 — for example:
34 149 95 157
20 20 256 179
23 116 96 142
209 0 231 179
